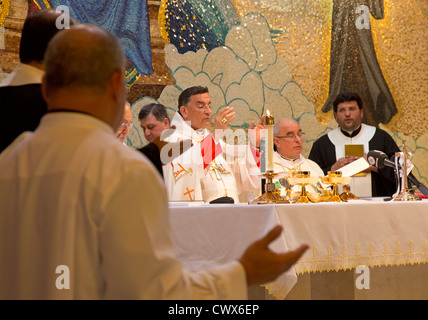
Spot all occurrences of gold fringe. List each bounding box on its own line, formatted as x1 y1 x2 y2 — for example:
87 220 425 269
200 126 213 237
294 241 428 274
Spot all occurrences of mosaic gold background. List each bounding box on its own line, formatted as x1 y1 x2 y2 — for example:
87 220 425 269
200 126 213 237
232 0 428 137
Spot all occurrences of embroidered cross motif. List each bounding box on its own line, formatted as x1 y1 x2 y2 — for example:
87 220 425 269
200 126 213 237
171 162 193 183
183 187 194 201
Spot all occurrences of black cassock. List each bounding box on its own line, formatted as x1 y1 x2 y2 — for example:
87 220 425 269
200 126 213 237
0 84 46 153
308 126 400 197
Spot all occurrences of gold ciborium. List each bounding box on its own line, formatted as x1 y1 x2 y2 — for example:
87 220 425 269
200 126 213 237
321 171 351 202
287 171 320 203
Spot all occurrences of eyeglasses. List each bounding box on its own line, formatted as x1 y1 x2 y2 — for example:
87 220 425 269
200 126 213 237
193 105 211 112
276 132 305 141
119 121 133 129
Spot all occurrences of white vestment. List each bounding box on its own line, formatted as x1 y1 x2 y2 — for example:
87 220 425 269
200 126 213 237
328 124 375 197
0 112 247 300
162 112 261 203
0 63 44 87
273 152 325 195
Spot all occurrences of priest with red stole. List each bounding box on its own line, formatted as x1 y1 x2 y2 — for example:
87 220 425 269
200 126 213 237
162 86 262 204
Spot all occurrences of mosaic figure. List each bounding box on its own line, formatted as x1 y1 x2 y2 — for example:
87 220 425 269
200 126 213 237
322 0 397 126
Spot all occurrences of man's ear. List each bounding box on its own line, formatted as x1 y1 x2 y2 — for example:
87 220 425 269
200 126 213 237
108 69 126 129
163 118 170 128
110 68 126 103
41 75 49 102
273 137 280 149
179 106 187 119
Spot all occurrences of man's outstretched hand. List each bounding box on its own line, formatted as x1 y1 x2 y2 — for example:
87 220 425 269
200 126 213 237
239 225 309 286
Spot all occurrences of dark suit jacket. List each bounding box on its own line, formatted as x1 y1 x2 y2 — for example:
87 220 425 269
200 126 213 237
0 84 47 152
138 143 163 177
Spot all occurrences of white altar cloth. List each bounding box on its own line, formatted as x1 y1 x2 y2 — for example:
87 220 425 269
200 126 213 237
169 199 428 299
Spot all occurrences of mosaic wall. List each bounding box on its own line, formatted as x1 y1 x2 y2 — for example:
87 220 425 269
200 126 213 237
0 0 10 50
129 0 427 186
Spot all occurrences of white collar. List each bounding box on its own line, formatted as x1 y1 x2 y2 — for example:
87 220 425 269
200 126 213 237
280 154 300 163
39 112 114 135
170 111 210 142
274 152 305 167
0 63 44 87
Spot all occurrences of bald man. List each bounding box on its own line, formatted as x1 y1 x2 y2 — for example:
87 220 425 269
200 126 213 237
116 101 133 143
273 119 325 195
0 24 307 300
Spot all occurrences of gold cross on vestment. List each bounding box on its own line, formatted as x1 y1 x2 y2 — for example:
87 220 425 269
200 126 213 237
209 160 230 181
210 161 222 180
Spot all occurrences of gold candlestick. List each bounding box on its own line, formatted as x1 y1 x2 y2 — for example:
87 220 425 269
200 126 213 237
251 171 290 204
252 111 290 204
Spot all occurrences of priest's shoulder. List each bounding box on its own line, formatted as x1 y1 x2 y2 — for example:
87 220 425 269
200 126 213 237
313 131 333 145
372 126 400 147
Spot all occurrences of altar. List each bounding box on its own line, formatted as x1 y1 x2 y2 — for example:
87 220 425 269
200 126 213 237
169 199 428 300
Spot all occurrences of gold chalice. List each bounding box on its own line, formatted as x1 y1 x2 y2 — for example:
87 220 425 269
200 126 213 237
312 187 332 203
321 171 351 202
287 171 320 203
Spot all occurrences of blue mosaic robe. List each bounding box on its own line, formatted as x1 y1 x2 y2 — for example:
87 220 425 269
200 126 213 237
33 0 153 76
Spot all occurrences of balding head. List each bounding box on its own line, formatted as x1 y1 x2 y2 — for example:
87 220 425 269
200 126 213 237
116 101 133 143
124 102 132 122
44 24 125 93
42 24 126 130
273 119 298 137
273 119 304 160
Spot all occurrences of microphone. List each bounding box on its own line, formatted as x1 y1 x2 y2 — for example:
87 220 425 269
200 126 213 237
367 150 396 169
367 150 428 196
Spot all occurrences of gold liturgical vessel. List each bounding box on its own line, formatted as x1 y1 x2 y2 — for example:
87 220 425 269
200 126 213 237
340 184 359 201
287 171 319 203
321 171 351 202
253 171 290 204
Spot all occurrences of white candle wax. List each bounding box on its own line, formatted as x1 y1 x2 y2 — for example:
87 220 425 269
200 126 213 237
265 110 274 172
267 124 274 171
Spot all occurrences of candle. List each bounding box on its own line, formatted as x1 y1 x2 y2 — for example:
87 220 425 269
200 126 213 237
265 110 274 172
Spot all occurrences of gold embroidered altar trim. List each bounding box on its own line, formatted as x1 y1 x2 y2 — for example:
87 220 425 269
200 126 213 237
263 239 428 300
294 240 428 274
